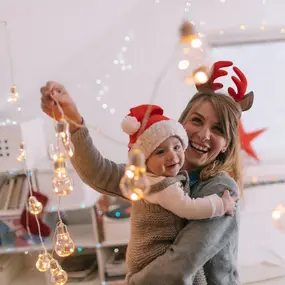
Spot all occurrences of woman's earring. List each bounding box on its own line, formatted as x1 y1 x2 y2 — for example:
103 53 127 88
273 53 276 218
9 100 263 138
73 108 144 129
221 148 226 153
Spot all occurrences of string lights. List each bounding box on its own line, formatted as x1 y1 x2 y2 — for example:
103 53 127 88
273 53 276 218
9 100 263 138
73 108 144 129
1 21 20 106
119 148 150 201
272 204 285 232
2 2 285 284
1 21 73 284
178 20 210 85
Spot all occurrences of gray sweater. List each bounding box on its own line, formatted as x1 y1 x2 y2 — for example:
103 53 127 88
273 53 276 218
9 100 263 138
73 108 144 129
71 127 240 285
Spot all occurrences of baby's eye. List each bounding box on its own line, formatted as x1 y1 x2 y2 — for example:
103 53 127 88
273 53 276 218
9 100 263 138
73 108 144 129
174 144 181 151
155 149 164 155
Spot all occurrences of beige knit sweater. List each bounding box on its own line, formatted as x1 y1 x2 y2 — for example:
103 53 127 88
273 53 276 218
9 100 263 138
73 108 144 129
127 171 189 273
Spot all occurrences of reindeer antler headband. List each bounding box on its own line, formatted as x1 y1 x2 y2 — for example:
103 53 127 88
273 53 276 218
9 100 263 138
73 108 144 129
195 61 254 112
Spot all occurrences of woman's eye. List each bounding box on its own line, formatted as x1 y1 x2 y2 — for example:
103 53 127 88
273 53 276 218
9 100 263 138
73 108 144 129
213 126 224 134
191 117 201 124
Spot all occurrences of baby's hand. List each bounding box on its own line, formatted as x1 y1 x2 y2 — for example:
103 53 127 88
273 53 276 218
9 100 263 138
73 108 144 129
222 190 239 216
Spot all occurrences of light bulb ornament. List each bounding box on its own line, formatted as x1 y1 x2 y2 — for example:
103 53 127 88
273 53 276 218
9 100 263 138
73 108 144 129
36 250 51 272
28 195 43 215
120 148 150 201
52 155 73 196
55 119 74 158
49 258 68 285
179 20 210 85
272 204 285 232
17 141 26 162
8 84 19 103
54 222 75 257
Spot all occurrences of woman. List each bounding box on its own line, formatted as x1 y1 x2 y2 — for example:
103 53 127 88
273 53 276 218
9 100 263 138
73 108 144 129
40 61 253 284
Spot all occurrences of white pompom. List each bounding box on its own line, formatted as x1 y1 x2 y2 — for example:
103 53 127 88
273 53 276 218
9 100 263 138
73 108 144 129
121 116 141 135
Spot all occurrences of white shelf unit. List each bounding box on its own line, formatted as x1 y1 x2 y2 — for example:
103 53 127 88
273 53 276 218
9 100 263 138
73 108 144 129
0 206 101 285
0 173 131 285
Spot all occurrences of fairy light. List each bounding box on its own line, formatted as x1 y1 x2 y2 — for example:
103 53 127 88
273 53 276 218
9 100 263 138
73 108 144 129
17 142 26 162
120 148 150 200
28 196 43 215
50 258 68 285
54 222 75 257
1 21 19 105
272 204 285 232
8 84 19 103
179 20 210 85
36 252 51 272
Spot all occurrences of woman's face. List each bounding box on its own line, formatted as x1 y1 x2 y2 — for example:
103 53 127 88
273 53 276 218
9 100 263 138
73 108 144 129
183 100 229 171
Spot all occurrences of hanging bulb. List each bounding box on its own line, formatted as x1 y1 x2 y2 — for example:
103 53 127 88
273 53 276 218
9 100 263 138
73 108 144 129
49 144 58 161
54 120 74 158
55 120 68 140
52 155 73 196
28 196 43 215
36 253 51 272
180 21 202 48
7 84 19 103
62 139 74 158
54 223 75 257
192 66 209 85
17 142 26 162
178 20 210 86
272 204 285 232
49 259 68 285
120 148 150 201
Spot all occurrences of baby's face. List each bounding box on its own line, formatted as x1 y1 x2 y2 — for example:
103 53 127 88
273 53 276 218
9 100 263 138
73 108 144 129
146 136 185 177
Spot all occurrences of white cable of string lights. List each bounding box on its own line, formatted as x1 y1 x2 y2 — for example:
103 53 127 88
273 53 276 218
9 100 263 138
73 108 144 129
1 21 15 86
1 21 49 260
24 165 48 254
0 20 45 253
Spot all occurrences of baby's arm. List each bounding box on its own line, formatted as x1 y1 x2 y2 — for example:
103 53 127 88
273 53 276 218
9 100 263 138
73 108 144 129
145 182 233 219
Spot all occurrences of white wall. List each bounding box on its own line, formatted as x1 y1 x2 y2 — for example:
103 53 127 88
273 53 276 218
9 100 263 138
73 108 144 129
212 42 285 182
1 1 285 174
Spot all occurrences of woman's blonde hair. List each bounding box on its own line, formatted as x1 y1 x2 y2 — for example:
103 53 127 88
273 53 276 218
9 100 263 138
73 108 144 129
179 92 243 194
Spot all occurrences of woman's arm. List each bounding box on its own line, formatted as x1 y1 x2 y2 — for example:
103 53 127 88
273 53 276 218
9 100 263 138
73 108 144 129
70 126 126 199
126 174 239 285
40 81 126 198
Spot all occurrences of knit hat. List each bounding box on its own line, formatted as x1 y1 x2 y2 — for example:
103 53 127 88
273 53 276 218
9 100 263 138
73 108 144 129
121 104 188 159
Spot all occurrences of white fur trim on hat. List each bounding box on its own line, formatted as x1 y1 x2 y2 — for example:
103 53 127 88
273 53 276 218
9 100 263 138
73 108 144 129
121 116 141 135
131 120 188 159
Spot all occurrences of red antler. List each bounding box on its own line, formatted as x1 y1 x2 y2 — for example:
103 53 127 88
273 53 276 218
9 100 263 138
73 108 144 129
228 66 247 101
209 61 233 91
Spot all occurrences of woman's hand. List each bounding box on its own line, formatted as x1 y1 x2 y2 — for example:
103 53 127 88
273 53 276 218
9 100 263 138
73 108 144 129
40 81 82 133
221 190 239 216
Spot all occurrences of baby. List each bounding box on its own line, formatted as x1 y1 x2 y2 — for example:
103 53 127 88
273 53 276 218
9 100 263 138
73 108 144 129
120 104 237 278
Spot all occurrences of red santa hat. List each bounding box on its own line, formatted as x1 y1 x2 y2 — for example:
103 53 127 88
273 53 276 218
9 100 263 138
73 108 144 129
121 104 188 159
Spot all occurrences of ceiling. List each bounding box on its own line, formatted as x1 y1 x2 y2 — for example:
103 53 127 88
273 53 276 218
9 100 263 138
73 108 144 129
0 0 285 119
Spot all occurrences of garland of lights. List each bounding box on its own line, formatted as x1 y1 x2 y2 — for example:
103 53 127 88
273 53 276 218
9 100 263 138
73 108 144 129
3 2 285 283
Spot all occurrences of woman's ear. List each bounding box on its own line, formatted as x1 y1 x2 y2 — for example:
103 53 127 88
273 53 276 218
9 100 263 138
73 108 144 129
221 140 229 153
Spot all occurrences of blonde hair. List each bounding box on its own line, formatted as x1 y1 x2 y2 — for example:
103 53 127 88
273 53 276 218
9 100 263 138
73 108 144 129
179 92 243 194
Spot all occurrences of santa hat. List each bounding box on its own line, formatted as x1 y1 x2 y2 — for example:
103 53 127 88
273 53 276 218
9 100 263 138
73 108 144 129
121 104 188 159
